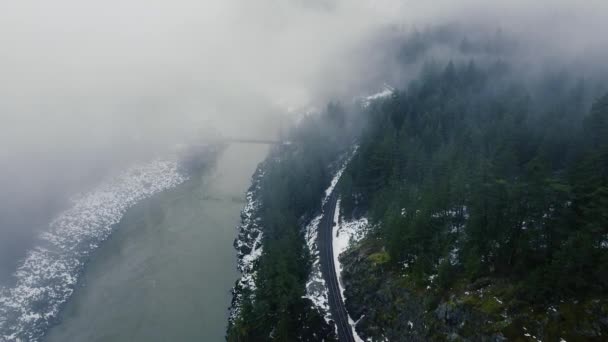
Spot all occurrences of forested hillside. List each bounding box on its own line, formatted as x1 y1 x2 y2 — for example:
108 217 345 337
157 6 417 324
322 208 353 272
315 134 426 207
228 103 362 341
229 27 608 341
339 60 608 340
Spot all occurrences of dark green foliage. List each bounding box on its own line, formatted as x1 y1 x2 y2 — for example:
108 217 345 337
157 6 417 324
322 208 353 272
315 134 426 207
341 60 608 303
228 103 359 341
230 33 608 338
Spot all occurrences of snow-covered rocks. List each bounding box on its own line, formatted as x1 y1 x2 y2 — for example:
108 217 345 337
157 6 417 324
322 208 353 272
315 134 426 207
332 199 368 342
303 214 331 320
229 167 265 323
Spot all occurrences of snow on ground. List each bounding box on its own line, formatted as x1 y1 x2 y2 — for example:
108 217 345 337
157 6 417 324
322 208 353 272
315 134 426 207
303 214 331 321
323 149 356 205
361 84 395 108
304 148 358 323
332 199 368 342
230 167 265 323
0 159 187 342
235 185 264 289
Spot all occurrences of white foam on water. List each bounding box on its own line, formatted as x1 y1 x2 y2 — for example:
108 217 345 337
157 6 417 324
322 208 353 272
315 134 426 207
0 159 187 342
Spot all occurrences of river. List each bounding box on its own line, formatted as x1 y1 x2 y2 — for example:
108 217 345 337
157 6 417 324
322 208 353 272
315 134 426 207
44 144 268 342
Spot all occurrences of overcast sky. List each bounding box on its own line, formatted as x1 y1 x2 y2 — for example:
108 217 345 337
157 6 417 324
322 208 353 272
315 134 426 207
1 0 608 278
1 0 607 159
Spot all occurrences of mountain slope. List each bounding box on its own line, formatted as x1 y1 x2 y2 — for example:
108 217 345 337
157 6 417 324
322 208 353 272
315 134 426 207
337 61 608 341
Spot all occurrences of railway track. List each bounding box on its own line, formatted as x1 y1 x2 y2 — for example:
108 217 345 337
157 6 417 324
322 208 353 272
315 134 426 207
318 192 355 342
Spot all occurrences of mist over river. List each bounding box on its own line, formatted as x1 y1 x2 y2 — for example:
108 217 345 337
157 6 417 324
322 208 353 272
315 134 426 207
43 144 268 342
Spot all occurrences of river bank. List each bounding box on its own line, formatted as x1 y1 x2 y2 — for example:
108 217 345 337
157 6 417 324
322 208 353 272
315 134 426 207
44 144 268 342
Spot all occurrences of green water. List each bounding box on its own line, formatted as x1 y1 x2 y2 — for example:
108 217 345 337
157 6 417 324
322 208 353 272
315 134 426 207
45 144 268 342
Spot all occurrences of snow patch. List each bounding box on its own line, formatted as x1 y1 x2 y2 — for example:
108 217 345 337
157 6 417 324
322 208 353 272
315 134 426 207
333 199 368 342
230 167 266 323
304 147 359 324
449 246 460 266
323 153 354 205
361 84 395 108
303 214 331 322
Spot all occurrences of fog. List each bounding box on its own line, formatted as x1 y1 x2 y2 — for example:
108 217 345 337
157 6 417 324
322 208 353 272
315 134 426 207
1 0 608 279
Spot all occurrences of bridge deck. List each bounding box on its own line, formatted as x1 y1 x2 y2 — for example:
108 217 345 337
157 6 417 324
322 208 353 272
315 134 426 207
196 138 290 145
223 138 286 145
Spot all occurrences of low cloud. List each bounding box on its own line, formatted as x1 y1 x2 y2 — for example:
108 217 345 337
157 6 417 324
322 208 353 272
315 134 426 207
0 0 607 276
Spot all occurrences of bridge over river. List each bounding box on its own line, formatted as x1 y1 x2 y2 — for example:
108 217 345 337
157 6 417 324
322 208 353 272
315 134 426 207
219 137 291 145
192 136 291 146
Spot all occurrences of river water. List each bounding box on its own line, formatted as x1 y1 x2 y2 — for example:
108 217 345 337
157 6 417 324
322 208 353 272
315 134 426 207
44 144 268 342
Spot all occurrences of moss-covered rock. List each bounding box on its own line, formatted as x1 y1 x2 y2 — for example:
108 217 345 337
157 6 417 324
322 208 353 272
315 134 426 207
341 238 608 341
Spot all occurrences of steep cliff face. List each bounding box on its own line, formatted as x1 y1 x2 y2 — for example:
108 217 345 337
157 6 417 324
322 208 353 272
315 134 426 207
331 53 608 341
341 241 427 342
228 164 266 327
341 239 608 342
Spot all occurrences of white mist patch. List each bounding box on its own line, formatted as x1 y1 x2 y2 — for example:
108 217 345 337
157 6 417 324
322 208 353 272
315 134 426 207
0 159 187 342
332 199 368 342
